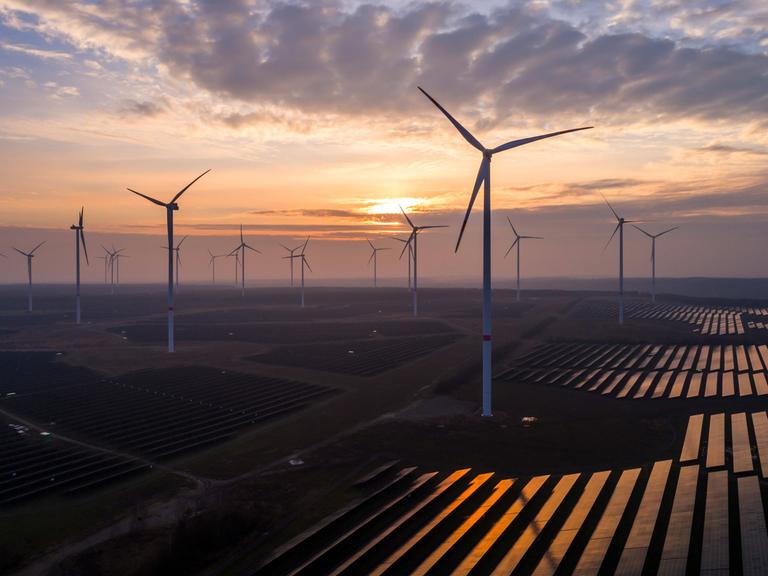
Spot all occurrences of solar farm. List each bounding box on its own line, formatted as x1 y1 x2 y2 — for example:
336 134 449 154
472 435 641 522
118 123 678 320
3 287 768 575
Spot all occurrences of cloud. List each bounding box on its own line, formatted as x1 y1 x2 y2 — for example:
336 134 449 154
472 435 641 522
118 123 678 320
118 98 168 118
0 40 71 60
4 1 767 129
697 143 768 156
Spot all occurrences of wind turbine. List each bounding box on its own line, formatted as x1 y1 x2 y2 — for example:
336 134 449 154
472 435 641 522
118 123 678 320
128 169 211 353
367 239 390 288
229 225 261 296
285 237 311 307
96 253 109 285
603 196 637 325
419 86 592 417
208 249 227 285
13 242 45 312
632 224 679 303
505 218 542 302
279 242 303 287
398 206 447 317
162 236 187 289
113 250 128 285
101 245 118 294
231 251 240 287
392 236 414 290
70 208 89 324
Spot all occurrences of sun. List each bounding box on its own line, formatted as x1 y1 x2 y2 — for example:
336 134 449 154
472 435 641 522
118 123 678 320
363 197 423 215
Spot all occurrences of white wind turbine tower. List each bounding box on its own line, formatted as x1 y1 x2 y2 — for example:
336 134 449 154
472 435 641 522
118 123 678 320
162 236 187 289
505 218 542 302
399 205 447 317
70 208 90 324
230 225 261 296
285 237 311 307
279 242 303 287
367 239 390 288
128 169 211 353
208 249 227 285
13 242 45 312
392 236 414 290
419 86 592 417
632 224 678 303
602 196 637 325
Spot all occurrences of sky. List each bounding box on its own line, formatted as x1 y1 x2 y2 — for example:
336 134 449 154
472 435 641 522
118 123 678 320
0 0 766 285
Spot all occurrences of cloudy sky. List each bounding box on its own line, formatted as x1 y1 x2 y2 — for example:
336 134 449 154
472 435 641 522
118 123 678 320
0 0 766 284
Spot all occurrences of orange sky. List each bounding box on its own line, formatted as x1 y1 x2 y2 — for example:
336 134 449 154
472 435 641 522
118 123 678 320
0 1 767 283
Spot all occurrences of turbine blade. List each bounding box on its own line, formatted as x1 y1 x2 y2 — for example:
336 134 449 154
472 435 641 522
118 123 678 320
418 225 448 230
399 205 415 229
491 127 593 154
303 256 312 273
631 224 652 238
279 243 290 252
79 207 84 227
30 241 46 254
128 188 167 207
170 169 211 204
504 238 519 257
603 222 621 251
367 238 375 250
13 247 27 256
418 86 484 152
245 244 261 253
657 226 679 237
301 236 310 254
399 231 415 259
368 251 375 264
507 217 519 238
455 156 488 252
601 194 621 221
80 229 89 264
176 235 188 248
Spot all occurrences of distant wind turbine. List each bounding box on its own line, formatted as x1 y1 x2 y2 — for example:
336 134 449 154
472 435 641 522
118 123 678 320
399 205 447 317
208 249 227 285
162 235 188 289
285 237 311 307
113 250 128 285
279 242 303 287
128 169 211 353
392 236 413 290
603 196 637 325
632 224 679 303
367 239 390 288
229 225 261 296
13 241 45 312
70 208 89 324
505 218 542 302
96 253 109 285
419 86 592 417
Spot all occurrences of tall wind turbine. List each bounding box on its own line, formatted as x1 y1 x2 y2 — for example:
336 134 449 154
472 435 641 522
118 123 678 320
208 249 227 285
367 239 390 288
285 237 311 307
279 243 303 287
13 242 45 312
70 208 89 324
162 236 187 289
632 224 678 303
419 86 592 417
603 196 637 325
128 169 211 353
392 236 413 290
505 218 542 302
230 225 261 296
399 205 447 317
